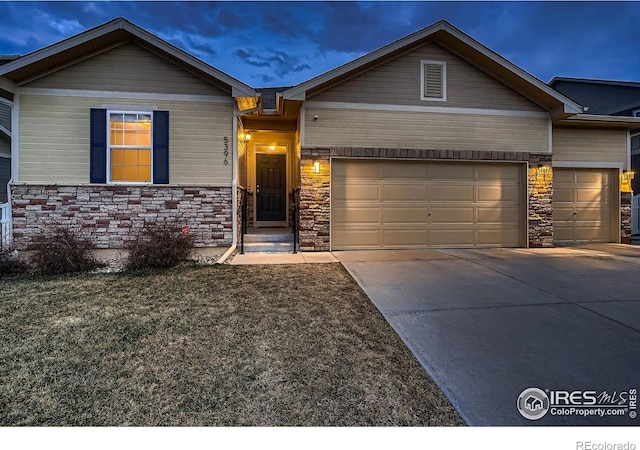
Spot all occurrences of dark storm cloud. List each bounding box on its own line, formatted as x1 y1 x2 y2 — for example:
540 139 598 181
0 2 639 86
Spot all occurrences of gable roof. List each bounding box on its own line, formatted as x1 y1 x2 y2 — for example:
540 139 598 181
0 17 255 98
550 77 640 116
283 20 583 119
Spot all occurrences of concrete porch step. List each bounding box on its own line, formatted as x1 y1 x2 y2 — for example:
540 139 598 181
243 232 292 243
240 242 294 253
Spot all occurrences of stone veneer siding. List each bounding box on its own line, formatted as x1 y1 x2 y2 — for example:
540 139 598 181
621 191 632 244
300 147 553 251
527 154 553 248
11 184 233 250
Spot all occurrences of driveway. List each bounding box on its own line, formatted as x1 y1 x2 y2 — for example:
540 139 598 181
335 245 640 426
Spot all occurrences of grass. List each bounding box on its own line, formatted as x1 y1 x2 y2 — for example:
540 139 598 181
0 263 464 426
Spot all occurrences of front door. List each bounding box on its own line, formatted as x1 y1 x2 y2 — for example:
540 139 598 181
256 154 286 222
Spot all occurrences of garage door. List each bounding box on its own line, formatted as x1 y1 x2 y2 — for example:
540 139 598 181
331 160 524 250
553 168 616 244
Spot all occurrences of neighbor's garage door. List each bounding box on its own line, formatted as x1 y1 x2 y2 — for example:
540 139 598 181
553 168 616 244
331 160 524 250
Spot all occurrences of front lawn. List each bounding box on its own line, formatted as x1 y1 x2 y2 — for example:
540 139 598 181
0 263 464 426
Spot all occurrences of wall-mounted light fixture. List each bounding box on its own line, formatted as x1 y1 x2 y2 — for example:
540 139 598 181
311 149 320 174
621 170 635 193
537 164 551 182
240 132 251 144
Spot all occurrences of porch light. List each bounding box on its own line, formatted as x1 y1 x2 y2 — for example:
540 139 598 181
313 161 320 174
241 133 251 144
621 170 635 193
537 164 551 182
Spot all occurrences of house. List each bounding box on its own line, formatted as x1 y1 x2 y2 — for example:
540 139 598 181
1 18 639 252
0 55 18 203
549 78 640 195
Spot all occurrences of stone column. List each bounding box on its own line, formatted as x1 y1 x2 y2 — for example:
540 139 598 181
299 148 330 251
621 191 632 244
528 154 553 247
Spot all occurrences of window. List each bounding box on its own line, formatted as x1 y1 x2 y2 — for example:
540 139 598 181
633 109 640 118
89 109 169 184
108 112 152 183
421 60 446 101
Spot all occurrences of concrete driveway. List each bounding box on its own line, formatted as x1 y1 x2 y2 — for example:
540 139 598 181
335 245 640 426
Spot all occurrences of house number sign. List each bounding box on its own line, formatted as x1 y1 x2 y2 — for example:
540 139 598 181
223 136 229 165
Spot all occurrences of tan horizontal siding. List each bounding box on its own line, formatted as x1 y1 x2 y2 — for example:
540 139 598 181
304 107 549 152
25 43 228 97
18 94 233 184
311 43 544 112
552 128 627 164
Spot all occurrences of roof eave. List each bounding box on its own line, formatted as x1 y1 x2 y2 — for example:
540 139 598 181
0 17 256 98
284 20 583 115
557 114 640 129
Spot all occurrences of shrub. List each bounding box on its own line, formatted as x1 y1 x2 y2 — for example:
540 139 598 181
125 220 194 270
29 224 99 275
0 247 28 277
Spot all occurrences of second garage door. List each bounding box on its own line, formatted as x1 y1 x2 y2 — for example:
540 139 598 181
552 168 616 244
331 160 525 250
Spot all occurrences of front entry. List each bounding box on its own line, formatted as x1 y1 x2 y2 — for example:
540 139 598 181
256 153 286 222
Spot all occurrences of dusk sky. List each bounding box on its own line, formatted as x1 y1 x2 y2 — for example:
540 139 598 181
0 1 639 88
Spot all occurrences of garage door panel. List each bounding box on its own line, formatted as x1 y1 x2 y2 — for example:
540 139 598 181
430 207 475 224
332 228 381 248
429 164 475 180
576 226 611 242
382 184 428 201
383 162 426 178
333 183 380 201
577 207 611 221
331 160 524 250
576 188 609 204
332 206 380 224
553 187 575 203
431 229 475 246
477 229 521 246
430 185 475 202
477 185 520 202
383 229 429 247
477 206 520 224
332 160 381 179
477 165 520 180
576 171 609 184
382 207 429 224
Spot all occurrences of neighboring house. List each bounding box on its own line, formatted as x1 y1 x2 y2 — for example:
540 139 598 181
0 18 639 252
0 55 18 203
550 78 640 195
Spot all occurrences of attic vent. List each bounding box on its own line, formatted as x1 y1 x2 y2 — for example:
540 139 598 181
421 60 446 101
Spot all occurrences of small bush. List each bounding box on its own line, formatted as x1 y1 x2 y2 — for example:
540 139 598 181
125 220 194 270
29 224 99 275
0 247 28 277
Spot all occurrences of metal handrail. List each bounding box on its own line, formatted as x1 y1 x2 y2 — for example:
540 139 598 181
240 189 248 254
291 188 300 254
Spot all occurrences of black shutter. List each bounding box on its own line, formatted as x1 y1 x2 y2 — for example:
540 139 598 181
89 108 107 183
153 110 169 184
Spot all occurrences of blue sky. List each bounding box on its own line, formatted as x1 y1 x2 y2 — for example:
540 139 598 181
0 1 639 87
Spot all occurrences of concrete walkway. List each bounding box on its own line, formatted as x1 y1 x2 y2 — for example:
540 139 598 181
229 251 337 265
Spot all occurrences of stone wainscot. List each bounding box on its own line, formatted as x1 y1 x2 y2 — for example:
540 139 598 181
10 184 233 249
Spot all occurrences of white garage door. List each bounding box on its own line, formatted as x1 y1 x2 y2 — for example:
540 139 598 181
331 160 525 250
553 168 616 244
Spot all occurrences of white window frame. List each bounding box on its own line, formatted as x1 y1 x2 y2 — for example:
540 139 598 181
106 110 154 185
420 60 447 102
632 108 640 118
